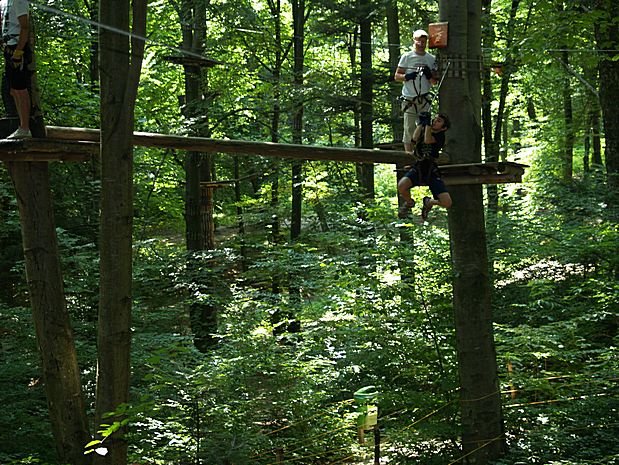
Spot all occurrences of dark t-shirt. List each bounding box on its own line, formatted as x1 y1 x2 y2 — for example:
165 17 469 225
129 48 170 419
415 130 445 160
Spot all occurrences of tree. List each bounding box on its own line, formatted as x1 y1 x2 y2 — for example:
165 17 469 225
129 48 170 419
95 0 146 463
439 0 507 462
290 0 306 240
356 0 374 197
594 0 619 195
7 162 91 465
3 18 91 464
176 0 219 352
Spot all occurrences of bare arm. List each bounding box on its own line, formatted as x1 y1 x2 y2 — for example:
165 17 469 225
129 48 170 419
394 66 408 83
423 125 437 144
412 124 424 143
16 14 29 51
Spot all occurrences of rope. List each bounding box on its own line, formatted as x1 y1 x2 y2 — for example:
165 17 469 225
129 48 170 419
405 400 455 430
447 434 505 465
264 399 354 436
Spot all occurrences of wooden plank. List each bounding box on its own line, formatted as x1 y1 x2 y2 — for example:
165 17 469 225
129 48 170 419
0 152 91 162
0 138 98 155
0 138 96 161
45 126 415 165
2 127 528 185
444 174 522 186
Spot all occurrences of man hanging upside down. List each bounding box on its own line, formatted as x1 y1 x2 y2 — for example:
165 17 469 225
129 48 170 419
398 111 451 221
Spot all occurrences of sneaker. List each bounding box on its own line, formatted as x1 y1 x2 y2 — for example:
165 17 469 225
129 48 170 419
398 200 415 219
7 128 32 139
421 196 432 221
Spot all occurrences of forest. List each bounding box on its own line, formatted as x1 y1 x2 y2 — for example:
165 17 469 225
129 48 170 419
0 0 618 464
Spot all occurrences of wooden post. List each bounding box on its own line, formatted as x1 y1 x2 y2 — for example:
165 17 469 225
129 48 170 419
200 183 216 250
373 425 380 465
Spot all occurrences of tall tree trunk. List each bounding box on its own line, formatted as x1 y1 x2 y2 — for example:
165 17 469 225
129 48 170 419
594 0 619 194
560 49 574 181
84 0 99 91
3 23 91 465
481 0 499 276
385 0 401 144
268 0 282 248
233 156 248 271
290 0 306 240
95 0 146 464
7 161 91 465
439 0 506 462
356 0 374 197
483 0 521 283
181 0 208 251
591 104 602 166
178 0 218 351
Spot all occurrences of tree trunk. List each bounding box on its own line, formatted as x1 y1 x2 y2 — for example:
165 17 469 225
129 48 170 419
95 0 146 464
357 0 374 197
7 161 91 465
290 0 305 241
233 156 248 271
385 0 401 144
439 0 506 462
481 0 498 275
561 49 574 181
178 0 218 351
594 0 619 194
591 102 602 167
181 0 208 251
3 24 91 465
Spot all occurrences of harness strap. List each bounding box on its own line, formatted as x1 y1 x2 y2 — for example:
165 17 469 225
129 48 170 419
401 93 433 113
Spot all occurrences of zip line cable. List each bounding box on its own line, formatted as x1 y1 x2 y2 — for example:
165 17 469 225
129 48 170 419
28 0 224 65
27 1 619 67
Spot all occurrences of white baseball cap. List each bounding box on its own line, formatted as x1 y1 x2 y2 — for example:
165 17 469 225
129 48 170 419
413 29 429 39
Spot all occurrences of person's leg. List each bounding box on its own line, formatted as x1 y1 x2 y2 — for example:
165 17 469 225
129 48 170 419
10 88 30 131
397 173 419 218
398 176 414 204
402 109 418 153
423 192 451 211
8 45 32 135
421 177 451 220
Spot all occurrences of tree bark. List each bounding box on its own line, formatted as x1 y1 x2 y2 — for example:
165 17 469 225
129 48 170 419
440 0 506 462
95 0 146 463
290 0 305 240
7 161 91 465
180 0 208 251
594 0 619 194
2 20 91 465
385 0 401 144
356 0 374 197
560 48 574 181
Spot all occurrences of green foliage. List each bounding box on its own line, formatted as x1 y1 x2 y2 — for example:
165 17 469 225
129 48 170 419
1 0 618 463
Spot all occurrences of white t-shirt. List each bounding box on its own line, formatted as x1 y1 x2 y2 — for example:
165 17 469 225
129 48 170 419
0 0 29 46
398 50 436 98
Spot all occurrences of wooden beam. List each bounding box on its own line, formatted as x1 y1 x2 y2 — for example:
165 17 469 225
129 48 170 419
44 126 415 165
1 127 528 186
0 138 96 161
444 174 522 186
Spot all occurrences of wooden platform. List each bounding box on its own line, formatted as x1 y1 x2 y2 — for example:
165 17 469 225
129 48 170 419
0 138 97 162
0 127 528 185
440 162 526 185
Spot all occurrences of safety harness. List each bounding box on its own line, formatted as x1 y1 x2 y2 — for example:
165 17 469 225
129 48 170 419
400 61 451 114
1 0 21 47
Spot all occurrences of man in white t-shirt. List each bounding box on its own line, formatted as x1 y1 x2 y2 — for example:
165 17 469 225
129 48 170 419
0 0 31 139
394 29 437 153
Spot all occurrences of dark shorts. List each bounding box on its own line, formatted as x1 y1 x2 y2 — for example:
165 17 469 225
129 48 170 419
4 44 31 91
403 160 448 199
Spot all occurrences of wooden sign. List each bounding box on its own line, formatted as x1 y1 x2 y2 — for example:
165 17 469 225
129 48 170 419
429 22 448 49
